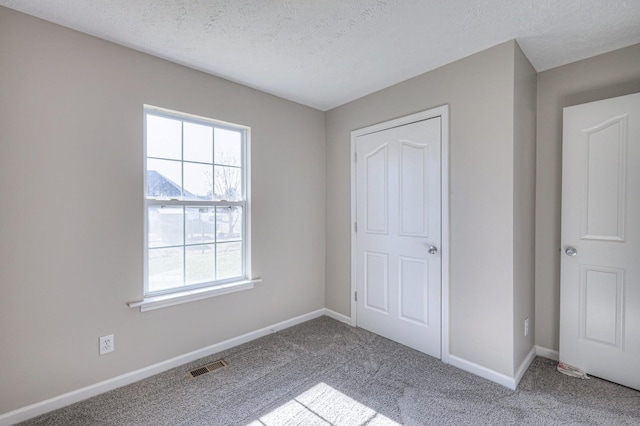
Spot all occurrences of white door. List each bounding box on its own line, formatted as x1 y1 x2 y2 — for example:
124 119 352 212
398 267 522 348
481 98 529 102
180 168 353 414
560 92 640 390
355 117 441 358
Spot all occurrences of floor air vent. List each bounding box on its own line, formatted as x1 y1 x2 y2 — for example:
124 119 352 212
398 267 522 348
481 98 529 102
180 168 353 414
189 359 228 378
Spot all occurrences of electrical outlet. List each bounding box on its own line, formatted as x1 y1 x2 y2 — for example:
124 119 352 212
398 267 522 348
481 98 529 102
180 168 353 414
524 318 529 337
99 334 114 355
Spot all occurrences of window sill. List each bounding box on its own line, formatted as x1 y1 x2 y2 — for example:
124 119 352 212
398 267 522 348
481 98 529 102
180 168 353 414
128 278 261 312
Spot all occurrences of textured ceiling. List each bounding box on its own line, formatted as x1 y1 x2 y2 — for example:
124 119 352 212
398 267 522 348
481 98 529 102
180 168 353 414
2 0 640 110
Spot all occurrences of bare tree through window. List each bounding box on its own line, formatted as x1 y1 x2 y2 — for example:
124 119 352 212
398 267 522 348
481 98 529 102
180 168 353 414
203 153 242 238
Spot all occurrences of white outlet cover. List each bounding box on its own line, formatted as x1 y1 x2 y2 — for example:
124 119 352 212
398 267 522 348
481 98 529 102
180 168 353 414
99 334 114 355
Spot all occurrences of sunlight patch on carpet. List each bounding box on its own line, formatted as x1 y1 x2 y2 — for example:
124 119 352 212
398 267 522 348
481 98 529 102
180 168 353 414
246 382 400 425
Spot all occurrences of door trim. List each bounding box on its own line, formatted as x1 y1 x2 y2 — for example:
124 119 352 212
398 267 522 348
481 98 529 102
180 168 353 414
350 105 450 363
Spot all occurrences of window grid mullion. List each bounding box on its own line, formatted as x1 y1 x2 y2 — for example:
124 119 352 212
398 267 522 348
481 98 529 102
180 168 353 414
181 123 186 288
149 158 215 167
213 126 217 202
213 124 217 281
146 200 245 207
240 210 245 276
182 206 186 288
214 206 218 281
241 130 245 200
212 118 216 173
148 243 184 251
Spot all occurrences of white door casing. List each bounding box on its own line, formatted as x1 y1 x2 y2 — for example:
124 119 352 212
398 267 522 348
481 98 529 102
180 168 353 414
351 107 449 360
560 92 640 390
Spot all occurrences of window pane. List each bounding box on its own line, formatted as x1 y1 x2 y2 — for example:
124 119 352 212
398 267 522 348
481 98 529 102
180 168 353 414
184 122 213 163
147 159 182 198
184 162 213 200
215 128 242 167
216 207 242 242
186 245 215 284
148 207 184 248
186 208 216 245
148 247 184 292
217 242 242 280
214 165 241 200
146 115 182 160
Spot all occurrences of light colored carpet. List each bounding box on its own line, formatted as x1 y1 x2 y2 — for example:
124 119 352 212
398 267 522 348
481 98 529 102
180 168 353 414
21 317 640 425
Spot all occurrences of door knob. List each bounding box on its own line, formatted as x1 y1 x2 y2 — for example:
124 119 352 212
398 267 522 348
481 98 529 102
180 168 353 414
565 247 577 256
428 246 438 255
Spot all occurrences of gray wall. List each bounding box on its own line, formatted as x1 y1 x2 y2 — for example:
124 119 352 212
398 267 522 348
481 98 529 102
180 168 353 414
0 7 326 414
326 41 531 376
534 43 640 351
513 44 537 369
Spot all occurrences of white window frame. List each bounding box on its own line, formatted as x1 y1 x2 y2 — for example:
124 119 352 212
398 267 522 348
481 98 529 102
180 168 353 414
130 105 257 312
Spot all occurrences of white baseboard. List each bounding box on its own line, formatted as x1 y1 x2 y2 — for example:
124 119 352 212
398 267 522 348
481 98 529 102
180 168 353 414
0 309 327 426
448 355 517 390
514 347 537 387
323 308 351 324
535 345 559 361
448 346 537 391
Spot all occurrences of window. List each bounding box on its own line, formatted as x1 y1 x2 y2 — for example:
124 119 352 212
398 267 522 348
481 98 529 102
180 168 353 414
144 106 250 298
